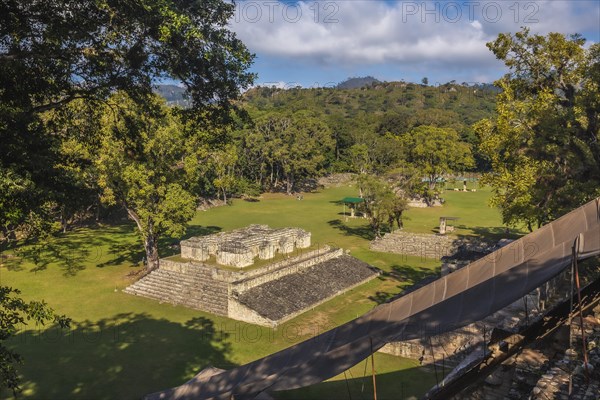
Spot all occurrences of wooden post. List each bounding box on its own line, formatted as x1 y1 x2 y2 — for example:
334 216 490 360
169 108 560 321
370 337 377 400
572 235 590 383
429 336 439 388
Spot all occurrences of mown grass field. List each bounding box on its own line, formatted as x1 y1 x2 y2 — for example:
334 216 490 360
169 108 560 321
0 185 513 399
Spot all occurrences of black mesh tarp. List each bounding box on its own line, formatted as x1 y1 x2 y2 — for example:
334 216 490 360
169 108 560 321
147 198 600 400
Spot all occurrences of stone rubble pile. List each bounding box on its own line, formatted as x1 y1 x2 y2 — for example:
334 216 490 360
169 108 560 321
317 173 355 187
525 310 600 400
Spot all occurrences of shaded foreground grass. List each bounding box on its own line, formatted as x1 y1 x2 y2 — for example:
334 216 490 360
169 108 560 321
0 186 510 399
278 353 446 400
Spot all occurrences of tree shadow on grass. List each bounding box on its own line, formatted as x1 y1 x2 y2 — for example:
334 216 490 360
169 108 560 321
182 225 222 241
4 224 140 275
96 241 144 269
328 219 375 241
5 313 234 400
277 361 441 400
3 224 224 276
369 264 440 305
453 225 523 242
9 240 91 276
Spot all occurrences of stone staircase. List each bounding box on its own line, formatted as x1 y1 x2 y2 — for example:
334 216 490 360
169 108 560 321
124 268 228 315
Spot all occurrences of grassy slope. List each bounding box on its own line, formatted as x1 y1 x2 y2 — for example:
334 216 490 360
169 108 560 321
0 186 511 399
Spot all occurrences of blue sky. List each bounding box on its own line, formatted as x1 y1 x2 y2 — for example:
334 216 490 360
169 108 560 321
229 0 600 87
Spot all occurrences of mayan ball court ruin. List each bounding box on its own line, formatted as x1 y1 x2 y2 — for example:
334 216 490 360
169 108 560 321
124 225 379 326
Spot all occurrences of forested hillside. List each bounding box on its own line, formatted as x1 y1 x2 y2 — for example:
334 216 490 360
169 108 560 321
234 80 497 183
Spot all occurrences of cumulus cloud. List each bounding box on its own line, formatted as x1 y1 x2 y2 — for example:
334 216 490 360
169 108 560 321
229 1 599 82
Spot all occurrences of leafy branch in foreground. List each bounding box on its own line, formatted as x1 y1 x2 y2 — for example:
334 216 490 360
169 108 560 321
0 286 70 396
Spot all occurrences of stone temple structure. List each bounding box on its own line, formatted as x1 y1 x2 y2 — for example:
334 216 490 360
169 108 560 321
180 225 311 268
124 225 379 326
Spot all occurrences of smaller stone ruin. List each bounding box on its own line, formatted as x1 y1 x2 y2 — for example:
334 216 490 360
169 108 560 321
180 225 311 268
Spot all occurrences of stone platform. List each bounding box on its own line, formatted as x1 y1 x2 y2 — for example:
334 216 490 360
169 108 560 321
370 230 496 260
124 245 379 326
180 224 311 268
235 255 378 323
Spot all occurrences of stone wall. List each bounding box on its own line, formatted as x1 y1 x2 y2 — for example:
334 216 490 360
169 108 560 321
370 231 495 260
227 298 276 327
371 231 451 259
231 248 343 293
179 225 311 268
379 322 485 366
317 173 355 187
160 258 238 282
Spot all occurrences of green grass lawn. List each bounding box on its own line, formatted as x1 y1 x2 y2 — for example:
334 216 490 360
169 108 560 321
0 185 513 399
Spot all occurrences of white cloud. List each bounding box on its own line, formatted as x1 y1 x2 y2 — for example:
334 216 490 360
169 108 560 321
230 1 599 81
471 20 482 31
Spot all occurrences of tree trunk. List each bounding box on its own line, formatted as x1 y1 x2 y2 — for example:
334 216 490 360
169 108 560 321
395 212 403 229
60 206 68 233
127 207 160 271
144 233 160 271
95 196 101 222
286 172 294 195
429 175 437 191
223 188 227 204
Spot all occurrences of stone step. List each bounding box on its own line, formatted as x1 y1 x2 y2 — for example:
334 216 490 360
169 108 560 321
126 287 227 313
130 282 227 303
130 281 183 295
144 273 224 290
124 267 228 315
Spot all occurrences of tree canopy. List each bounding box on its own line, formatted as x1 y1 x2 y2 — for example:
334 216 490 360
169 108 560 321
355 174 408 237
0 1 254 389
475 29 600 229
0 0 254 241
95 93 199 270
238 112 334 194
400 125 474 203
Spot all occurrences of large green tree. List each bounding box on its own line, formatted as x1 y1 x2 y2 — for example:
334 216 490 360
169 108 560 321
0 0 254 238
242 112 334 194
96 93 198 271
355 174 408 237
0 0 253 390
211 143 239 204
401 125 474 204
475 29 600 229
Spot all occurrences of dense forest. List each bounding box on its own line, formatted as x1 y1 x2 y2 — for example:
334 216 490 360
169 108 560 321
211 79 498 196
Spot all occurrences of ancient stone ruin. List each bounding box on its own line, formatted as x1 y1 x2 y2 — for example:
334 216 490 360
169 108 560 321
124 225 378 326
370 230 497 260
180 224 311 268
